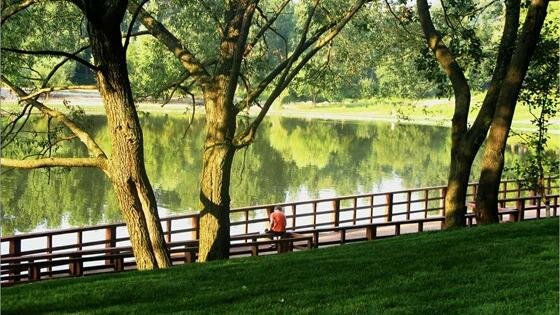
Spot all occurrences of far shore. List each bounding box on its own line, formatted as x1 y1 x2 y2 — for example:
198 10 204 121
1 89 558 134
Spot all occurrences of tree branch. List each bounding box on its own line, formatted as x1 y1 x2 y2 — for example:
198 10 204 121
1 0 42 25
124 0 150 53
19 85 97 101
382 0 414 37
1 157 106 169
42 45 90 88
417 0 470 138
224 1 258 108
244 0 290 57
2 75 107 160
233 0 369 148
465 0 520 148
127 0 210 84
234 0 326 113
198 0 224 36
2 47 99 71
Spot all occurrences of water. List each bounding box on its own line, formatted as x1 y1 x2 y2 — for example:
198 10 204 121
0 114 524 236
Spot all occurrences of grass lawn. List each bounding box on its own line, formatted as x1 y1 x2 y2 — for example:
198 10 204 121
2 218 558 314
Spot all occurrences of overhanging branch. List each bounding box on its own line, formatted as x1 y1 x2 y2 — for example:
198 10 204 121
2 75 107 160
233 0 370 148
1 157 106 169
244 0 290 57
19 85 97 101
124 0 150 53
1 0 42 25
128 0 210 84
2 47 99 71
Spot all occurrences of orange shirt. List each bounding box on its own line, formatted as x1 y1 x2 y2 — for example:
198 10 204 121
270 211 286 233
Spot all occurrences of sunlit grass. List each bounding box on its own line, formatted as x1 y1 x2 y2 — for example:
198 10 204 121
2 218 558 314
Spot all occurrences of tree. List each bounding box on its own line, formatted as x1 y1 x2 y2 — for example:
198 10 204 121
1 0 171 269
415 0 524 227
129 0 371 260
474 0 551 222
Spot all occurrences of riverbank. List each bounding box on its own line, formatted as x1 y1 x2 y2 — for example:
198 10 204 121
2 91 558 134
2 218 558 314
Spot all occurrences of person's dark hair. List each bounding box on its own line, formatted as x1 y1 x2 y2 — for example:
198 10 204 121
274 205 282 211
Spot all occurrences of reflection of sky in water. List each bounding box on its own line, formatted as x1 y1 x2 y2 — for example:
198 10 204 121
287 175 404 202
1 115 533 235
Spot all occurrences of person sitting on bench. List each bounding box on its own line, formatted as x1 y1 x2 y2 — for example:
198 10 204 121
266 205 287 238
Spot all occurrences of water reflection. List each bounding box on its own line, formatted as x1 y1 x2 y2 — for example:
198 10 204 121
1 114 518 235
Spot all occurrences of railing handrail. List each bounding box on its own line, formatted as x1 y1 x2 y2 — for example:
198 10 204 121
2 177 558 243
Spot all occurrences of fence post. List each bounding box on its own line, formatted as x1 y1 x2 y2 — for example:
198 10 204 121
105 226 116 266
292 205 297 229
192 215 200 240
312 202 317 228
332 199 340 227
386 193 393 222
406 191 412 220
424 189 429 218
48 234 53 277
370 195 374 223
352 197 357 225
9 238 21 283
441 187 447 218
166 219 172 243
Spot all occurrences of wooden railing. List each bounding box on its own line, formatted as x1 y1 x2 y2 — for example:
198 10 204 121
2 178 557 284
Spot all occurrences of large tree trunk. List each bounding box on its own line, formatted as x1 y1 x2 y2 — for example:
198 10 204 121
198 81 236 261
444 144 474 227
475 0 549 223
84 1 171 269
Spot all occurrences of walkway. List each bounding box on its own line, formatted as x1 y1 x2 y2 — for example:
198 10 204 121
2 178 558 285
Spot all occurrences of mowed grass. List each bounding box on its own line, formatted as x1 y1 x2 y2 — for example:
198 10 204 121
2 218 558 315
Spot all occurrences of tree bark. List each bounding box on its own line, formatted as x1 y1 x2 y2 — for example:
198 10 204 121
198 80 236 261
82 0 171 269
475 0 549 224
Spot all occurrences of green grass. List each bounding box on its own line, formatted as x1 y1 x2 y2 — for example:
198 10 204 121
275 94 559 132
2 219 558 314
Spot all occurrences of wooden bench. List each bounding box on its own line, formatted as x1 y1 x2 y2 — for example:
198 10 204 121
229 232 313 256
292 216 446 248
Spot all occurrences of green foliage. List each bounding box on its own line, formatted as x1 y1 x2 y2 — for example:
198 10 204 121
126 36 185 100
413 0 506 96
1 1 88 88
2 219 558 314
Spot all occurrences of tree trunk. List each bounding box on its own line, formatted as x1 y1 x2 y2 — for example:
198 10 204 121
475 0 549 223
198 81 236 261
84 1 171 269
444 144 474 227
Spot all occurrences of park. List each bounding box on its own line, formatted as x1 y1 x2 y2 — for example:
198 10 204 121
1 0 558 313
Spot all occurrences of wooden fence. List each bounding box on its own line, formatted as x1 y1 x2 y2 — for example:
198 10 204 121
2 178 558 284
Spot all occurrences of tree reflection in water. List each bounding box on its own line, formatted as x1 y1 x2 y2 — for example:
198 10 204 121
1 114 523 235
